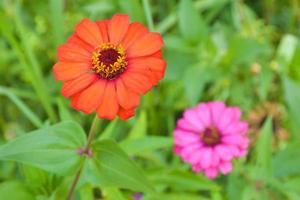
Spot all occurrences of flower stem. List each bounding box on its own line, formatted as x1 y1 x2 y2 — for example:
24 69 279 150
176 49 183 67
142 0 154 31
66 115 100 200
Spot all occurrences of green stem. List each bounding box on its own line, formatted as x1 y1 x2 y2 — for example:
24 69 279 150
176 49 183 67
66 115 100 200
142 0 154 31
84 115 100 151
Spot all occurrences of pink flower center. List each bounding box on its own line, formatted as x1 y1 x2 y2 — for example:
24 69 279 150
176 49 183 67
200 126 220 145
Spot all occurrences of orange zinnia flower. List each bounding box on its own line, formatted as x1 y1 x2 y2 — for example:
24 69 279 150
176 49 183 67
53 14 166 120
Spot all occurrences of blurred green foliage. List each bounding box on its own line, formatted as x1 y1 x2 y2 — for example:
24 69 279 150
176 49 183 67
1 0 300 199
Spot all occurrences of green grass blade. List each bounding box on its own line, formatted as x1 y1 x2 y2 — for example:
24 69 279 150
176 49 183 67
0 86 43 128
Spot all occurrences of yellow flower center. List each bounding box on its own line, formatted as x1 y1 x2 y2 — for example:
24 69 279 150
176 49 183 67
92 43 127 80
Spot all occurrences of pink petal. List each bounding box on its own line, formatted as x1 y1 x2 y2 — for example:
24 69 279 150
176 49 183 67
177 118 200 132
211 148 220 167
208 101 225 125
217 107 241 130
195 103 212 127
222 122 249 135
180 144 202 162
188 148 205 165
222 135 247 147
199 147 213 169
226 145 240 157
174 129 199 146
219 161 232 175
204 168 218 179
215 144 233 161
192 164 203 173
173 146 182 154
183 108 205 131
236 149 248 158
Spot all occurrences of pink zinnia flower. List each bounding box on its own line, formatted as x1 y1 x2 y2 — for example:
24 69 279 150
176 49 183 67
173 101 249 179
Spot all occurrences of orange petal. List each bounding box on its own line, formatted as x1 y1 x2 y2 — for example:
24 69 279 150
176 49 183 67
67 34 94 52
122 22 148 49
150 50 163 58
121 71 152 94
108 14 130 44
76 80 106 114
128 57 167 72
96 20 110 43
127 32 164 58
61 73 97 98
96 82 119 120
118 107 135 120
76 18 103 47
116 78 140 109
53 62 91 81
126 67 159 85
58 43 91 62
70 93 81 109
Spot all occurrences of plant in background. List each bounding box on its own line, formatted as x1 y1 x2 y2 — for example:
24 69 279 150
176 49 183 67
174 101 249 179
1 0 300 199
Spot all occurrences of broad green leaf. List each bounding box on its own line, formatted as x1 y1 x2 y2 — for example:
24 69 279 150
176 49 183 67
150 169 219 191
0 121 86 175
144 192 209 200
178 0 207 43
102 187 128 200
79 184 94 200
273 141 300 178
252 118 273 180
0 181 35 200
121 136 173 155
83 139 153 193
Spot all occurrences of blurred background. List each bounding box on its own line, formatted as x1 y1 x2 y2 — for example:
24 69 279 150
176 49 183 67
1 0 300 199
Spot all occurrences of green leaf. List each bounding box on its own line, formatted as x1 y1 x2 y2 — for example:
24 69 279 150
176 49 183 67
83 139 153 193
79 184 94 200
49 0 65 46
151 169 219 192
0 181 35 200
98 118 119 140
0 121 86 175
56 98 74 122
102 187 128 200
183 66 213 106
222 36 269 66
283 76 300 138
178 0 207 43
252 118 273 180
118 0 145 22
273 141 300 178
144 192 210 200
121 136 173 155
276 34 298 71
127 111 147 140
0 86 43 128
